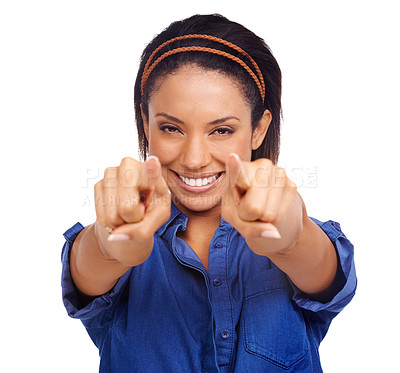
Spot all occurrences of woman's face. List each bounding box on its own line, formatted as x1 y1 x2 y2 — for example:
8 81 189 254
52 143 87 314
143 64 268 215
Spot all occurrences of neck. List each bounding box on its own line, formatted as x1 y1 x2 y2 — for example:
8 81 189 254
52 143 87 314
175 201 222 235
175 202 222 271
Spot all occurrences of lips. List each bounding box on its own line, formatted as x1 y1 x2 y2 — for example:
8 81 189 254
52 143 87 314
178 173 221 187
171 171 224 192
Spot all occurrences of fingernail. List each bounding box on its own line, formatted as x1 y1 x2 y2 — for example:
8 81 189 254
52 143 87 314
108 234 130 242
229 153 240 160
147 155 159 163
146 156 160 177
261 230 281 239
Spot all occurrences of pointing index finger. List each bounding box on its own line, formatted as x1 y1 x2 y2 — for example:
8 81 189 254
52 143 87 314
141 155 170 198
142 156 162 187
227 153 250 193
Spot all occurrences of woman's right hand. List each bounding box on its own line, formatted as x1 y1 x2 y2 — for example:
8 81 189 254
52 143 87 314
93 156 171 267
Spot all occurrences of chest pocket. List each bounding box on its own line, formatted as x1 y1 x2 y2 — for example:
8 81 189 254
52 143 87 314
242 266 310 369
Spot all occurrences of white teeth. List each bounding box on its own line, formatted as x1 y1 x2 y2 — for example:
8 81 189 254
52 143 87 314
178 174 219 187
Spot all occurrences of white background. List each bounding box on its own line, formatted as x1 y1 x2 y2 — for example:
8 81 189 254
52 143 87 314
1 0 399 372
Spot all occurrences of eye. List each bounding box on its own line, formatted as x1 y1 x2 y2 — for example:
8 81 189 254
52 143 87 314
212 127 234 136
159 124 181 134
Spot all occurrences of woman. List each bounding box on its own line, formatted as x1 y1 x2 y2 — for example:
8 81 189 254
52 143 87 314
62 14 356 372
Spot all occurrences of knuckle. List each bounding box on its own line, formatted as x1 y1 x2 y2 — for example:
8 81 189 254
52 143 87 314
262 210 277 222
118 204 133 217
104 166 118 179
246 204 263 218
103 169 118 189
119 167 141 188
238 204 260 221
258 158 273 169
275 167 286 177
120 156 136 166
273 167 287 187
118 203 140 220
254 162 273 186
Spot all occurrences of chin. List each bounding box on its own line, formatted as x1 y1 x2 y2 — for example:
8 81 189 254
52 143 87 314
172 193 222 214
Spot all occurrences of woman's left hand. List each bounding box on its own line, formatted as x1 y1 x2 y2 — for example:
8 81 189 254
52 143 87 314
221 153 304 257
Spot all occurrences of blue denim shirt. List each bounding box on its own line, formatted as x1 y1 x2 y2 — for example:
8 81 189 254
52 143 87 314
61 203 356 372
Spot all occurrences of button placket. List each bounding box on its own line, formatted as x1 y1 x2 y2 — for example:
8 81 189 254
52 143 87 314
213 278 222 286
221 330 230 339
207 228 235 366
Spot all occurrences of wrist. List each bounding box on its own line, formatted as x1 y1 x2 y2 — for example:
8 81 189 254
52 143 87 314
273 193 304 255
93 222 120 262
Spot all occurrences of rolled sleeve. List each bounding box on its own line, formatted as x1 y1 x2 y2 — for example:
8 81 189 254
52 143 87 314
290 218 357 314
61 223 131 323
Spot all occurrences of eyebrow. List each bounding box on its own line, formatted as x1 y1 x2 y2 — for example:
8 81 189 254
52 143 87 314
208 116 241 125
155 112 240 125
155 112 184 124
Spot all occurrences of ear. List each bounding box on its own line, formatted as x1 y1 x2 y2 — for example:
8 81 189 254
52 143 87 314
251 109 272 150
140 104 150 142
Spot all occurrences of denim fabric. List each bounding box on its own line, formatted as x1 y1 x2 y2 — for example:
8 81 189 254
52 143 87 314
61 203 356 372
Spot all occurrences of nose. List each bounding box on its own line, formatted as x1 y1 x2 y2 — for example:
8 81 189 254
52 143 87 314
179 134 212 170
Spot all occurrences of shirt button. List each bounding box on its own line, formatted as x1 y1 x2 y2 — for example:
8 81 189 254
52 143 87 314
215 242 223 248
213 278 222 286
221 330 230 339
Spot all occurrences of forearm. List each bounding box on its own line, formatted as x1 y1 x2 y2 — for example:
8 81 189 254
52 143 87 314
225 156 338 298
70 224 131 297
269 208 338 297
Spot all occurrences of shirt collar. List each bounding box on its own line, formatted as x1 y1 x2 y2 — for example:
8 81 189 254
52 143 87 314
155 201 188 237
155 201 231 239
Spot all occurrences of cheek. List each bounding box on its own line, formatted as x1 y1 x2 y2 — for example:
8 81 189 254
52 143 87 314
210 135 252 162
239 130 255 160
148 134 177 164
236 139 253 161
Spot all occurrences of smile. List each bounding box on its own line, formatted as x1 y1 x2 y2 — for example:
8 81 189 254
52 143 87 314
171 171 224 192
178 173 221 187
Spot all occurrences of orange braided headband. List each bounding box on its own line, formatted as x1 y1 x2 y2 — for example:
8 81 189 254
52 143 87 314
141 34 265 103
